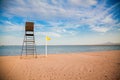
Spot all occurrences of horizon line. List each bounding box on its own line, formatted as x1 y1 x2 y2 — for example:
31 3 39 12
1 44 120 46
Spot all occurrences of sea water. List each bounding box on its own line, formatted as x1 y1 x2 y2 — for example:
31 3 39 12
0 45 120 56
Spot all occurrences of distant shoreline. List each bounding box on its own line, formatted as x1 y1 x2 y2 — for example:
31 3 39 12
1 44 120 46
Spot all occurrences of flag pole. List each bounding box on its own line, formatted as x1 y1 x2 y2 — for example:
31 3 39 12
45 35 47 57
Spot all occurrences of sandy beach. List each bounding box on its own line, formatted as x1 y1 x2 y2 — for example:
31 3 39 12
0 50 120 80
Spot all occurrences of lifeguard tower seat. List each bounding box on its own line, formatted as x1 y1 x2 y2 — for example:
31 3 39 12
21 22 37 58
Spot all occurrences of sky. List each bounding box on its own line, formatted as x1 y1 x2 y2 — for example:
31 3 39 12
0 0 120 45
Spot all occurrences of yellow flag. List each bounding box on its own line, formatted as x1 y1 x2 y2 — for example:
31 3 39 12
46 36 51 41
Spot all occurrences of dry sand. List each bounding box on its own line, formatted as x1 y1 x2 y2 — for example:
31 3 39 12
0 50 120 80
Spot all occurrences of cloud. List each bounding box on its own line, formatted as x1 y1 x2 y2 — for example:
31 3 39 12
0 20 24 32
90 26 111 32
1 0 120 34
1 0 97 19
35 32 61 37
0 35 23 45
69 0 97 7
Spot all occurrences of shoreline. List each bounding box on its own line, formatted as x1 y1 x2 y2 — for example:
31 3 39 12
0 50 120 80
0 50 120 57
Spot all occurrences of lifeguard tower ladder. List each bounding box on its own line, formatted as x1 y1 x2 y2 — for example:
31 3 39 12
21 22 37 58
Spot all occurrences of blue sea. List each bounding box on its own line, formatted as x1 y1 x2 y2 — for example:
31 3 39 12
0 45 120 56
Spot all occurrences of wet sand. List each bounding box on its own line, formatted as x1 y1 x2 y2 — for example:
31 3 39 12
0 50 120 80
